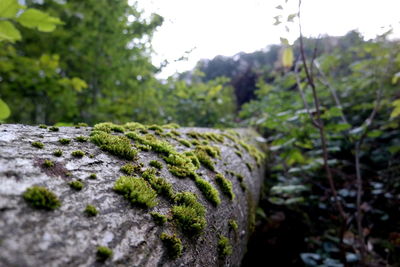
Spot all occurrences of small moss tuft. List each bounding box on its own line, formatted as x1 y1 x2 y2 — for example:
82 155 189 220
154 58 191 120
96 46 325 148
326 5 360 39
229 219 238 232
76 122 88 127
235 150 243 158
71 150 85 158
120 163 138 175
89 173 97 179
160 233 183 259
69 180 84 190
149 160 163 170
148 125 164 132
32 141 44 149
39 124 47 129
171 192 207 235
194 148 215 171
84 204 98 216
215 173 235 200
23 186 61 210
194 175 221 206
96 246 112 262
178 138 191 147
58 138 71 145
91 131 137 160
53 149 63 157
75 136 88 142
170 130 181 136
142 169 175 199
218 235 232 258
49 126 59 132
150 212 168 225
246 162 253 172
43 159 54 168
113 176 158 208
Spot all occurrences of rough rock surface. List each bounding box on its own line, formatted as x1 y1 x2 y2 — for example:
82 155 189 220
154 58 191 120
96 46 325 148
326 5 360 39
0 124 266 267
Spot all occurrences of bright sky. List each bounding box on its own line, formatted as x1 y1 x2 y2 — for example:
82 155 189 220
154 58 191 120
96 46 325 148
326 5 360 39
133 0 400 78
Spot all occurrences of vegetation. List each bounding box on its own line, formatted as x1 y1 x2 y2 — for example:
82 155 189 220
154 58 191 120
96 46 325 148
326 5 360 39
215 173 235 200
84 204 98 217
53 149 62 157
150 212 168 225
23 186 61 210
160 233 183 259
71 150 85 158
96 246 112 262
69 180 83 191
218 235 232 258
31 141 44 149
43 159 54 168
113 176 158 208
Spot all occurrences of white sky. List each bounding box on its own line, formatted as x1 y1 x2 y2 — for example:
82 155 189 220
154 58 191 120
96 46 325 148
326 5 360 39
133 0 400 78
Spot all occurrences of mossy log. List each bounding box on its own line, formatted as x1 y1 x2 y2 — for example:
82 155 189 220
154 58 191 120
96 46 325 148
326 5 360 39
0 123 266 267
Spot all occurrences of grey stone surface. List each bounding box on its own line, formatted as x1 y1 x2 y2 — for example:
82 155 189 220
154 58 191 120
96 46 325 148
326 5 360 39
0 124 265 267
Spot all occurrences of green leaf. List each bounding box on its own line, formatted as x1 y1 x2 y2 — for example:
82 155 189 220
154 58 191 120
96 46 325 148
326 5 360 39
392 72 400 84
390 99 400 119
0 98 11 120
0 0 24 19
367 130 383 138
16 8 63 32
282 47 293 68
0 21 21 42
71 77 88 92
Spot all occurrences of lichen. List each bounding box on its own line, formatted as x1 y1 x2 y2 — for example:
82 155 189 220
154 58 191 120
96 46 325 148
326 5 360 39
58 138 70 145
69 180 84 190
91 131 137 160
171 192 206 235
215 173 235 200
113 176 158 208
31 141 44 149
160 233 183 259
84 204 98 216
149 160 163 170
150 212 168 225
218 235 232 258
23 186 61 210
53 149 63 157
193 175 221 206
71 150 85 158
96 246 112 262
43 159 54 168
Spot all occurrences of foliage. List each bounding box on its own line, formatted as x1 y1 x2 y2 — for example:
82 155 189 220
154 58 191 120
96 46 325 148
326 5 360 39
113 176 158 208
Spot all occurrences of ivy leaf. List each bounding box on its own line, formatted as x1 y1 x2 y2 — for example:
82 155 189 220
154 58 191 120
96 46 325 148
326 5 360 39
0 98 11 120
282 47 293 68
0 21 21 42
0 0 24 19
16 8 63 32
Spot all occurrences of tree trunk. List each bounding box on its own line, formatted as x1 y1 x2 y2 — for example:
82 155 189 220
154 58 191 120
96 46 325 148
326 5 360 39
0 124 266 267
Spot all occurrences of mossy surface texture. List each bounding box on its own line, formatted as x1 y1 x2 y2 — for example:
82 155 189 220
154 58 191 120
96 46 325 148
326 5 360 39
113 176 158 208
23 186 61 210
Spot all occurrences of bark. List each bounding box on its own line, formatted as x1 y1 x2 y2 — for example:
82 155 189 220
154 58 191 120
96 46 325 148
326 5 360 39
0 124 266 267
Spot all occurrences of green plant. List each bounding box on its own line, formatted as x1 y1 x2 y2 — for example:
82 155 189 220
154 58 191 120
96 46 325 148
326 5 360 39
113 176 158 208
150 212 168 225
31 141 44 149
89 173 97 179
218 235 232 258
43 159 54 168
69 180 83 190
84 204 98 216
160 233 183 259
149 160 163 170
215 173 235 200
53 149 62 157
96 246 112 262
71 150 85 158
91 131 137 160
49 126 59 132
75 136 88 142
23 186 61 210
194 175 221 206
58 138 70 145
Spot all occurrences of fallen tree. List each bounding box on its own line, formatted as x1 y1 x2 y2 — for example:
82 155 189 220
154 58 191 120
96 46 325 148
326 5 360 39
0 123 266 266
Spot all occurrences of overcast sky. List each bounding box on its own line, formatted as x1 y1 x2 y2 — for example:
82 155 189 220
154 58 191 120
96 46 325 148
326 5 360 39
133 0 400 78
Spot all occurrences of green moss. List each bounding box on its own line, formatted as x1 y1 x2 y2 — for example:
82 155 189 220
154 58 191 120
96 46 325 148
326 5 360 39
23 186 61 210
235 174 247 192
91 131 137 160
71 150 85 158
171 130 181 136
84 204 98 216
96 246 112 262
183 151 200 169
49 126 59 132
75 136 88 142
148 125 164 132
187 131 201 139
89 173 97 179
142 169 175 199
204 132 225 143
162 123 180 129
120 163 137 175
196 145 220 158
246 162 253 172
31 141 44 149
218 235 232 258
193 175 221 206
171 192 206 235
53 149 63 157
123 122 146 131
58 138 71 145
215 173 235 200
76 122 88 127
160 233 183 259
149 160 163 170
113 176 158 208
69 180 84 191
177 138 191 147
43 159 54 168
194 149 215 171
126 132 174 155
136 144 151 151
39 124 47 129
239 141 265 165
93 122 124 133
191 140 200 146
150 212 168 225
229 219 238 232
235 150 243 158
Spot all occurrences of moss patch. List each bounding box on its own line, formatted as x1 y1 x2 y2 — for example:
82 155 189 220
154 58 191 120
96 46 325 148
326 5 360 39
58 138 70 145
53 149 62 157
75 136 88 142
229 219 238 232
120 163 142 175
113 176 158 208
23 186 61 210
149 160 163 170
49 126 59 132
96 246 112 262
215 173 235 200
71 150 85 158
193 175 221 206
43 159 55 168
69 180 84 191
171 192 206 235
177 138 191 147
160 233 183 259
31 141 44 149
91 131 137 160
150 212 167 225
142 169 175 199
218 235 232 258
89 173 97 179
84 204 98 216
